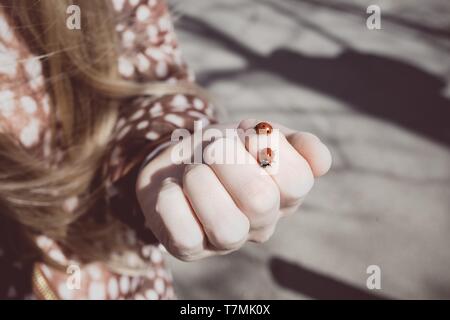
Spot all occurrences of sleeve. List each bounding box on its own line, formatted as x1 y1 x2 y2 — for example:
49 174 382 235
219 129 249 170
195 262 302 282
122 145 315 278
0 8 51 157
105 0 216 240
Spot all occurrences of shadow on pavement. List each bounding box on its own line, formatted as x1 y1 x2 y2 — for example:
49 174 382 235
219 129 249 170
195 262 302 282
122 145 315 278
269 257 389 299
179 16 450 147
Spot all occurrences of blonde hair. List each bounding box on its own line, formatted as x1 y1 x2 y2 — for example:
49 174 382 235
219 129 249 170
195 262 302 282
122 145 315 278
0 0 203 271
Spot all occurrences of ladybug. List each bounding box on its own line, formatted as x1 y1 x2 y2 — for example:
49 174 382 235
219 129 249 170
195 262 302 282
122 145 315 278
258 148 273 168
254 122 273 135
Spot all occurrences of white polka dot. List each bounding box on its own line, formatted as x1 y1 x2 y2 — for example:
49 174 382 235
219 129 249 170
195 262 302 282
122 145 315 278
141 245 152 257
49 248 67 264
146 270 155 279
122 30 136 48
145 131 160 140
0 16 14 42
20 119 40 147
126 253 140 267
136 5 151 21
150 250 162 264
188 110 207 119
134 294 145 300
165 77 177 85
58 283 73 300
158 17 170 32
63 196 79 213
0 50 17 77
163 33 174 44
119 276 130 294
110 146 122 166
20 96 37 114
129 0 139 7
164 114 185 127
116 117 126 129
136 120 149 130
130 109 145 121
43 130 52 157
148 0 157 7
87 265 102 280
36 235 53 250
146 48 164 61
136 54 150 73
29 75 44 91
89 282 106 300
170 94 189 110
108 277 119 299
149 102 163 117
146 26 158 41
161 45 173 55
42 95 50 114
118 57 135 78
154 278 165 295
0 90 15 117
197 117 211 127
117 125 131 140
24 58 42 79
193 98 205 110
116 24 126 34
41 265 53 279
131 276 140 291
112 0 125 12
145 289 158 300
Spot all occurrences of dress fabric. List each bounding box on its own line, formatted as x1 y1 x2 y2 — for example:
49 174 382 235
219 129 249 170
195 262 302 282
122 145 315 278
0 0 214 300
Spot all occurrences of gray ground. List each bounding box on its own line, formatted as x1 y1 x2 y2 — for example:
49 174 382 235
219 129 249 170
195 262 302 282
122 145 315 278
165 0 450 299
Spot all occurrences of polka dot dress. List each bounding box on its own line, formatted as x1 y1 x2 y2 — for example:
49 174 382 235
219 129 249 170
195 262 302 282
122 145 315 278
0 0 215 300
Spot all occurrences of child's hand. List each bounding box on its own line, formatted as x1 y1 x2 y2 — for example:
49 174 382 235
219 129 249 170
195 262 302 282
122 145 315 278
136 119 331 261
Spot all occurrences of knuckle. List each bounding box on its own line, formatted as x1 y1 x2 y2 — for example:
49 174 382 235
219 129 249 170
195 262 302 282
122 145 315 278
249 226 276 244
291 132 320 146
238 118 257 130
284 169 314 205
297 166 315 197
183 164 208 186
209 220 249 250
242 179 279 227
173 254 201 263
166 233 203 260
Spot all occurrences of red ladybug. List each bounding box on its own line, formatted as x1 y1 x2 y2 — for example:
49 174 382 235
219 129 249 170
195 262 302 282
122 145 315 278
258 148 273 168
254 122 273 135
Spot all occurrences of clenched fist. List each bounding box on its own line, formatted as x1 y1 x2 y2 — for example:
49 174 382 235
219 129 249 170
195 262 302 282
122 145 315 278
136 119 331 261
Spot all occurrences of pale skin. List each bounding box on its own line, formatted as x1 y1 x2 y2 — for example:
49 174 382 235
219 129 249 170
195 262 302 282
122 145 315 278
136 119 332 261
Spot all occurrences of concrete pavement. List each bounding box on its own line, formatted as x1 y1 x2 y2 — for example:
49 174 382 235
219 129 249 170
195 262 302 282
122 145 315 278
166 0 450 299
